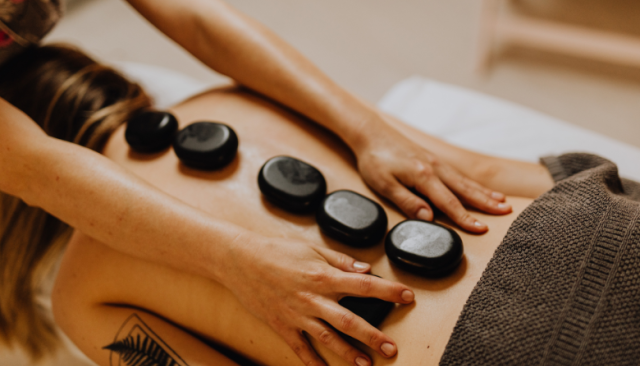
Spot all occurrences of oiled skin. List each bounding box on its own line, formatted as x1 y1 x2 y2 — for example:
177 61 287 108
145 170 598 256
53 88 545 366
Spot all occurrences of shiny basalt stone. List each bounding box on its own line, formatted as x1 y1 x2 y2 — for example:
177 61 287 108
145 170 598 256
258 156 327 213
385 220 463 277
125 111 178 153
173 121 238 170
316 190 388 248
338 274 394 331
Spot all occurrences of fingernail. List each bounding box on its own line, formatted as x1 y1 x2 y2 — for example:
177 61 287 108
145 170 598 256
491 191 505 200
474 220 487 228
401 290 414 303
381 342 396 356
355 356 369 366
497 202 511 209
417 208 431 221
353 261 369 271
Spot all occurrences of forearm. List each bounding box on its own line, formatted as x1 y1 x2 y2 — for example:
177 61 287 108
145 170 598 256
126 0 378 151
25 139 250 281
125 0 526 232
0 99 247 284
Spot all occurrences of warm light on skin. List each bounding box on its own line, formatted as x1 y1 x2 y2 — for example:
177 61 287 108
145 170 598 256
53 88 547 366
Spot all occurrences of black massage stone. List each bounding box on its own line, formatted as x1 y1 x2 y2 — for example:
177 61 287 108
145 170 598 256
125 111 178 153
316 190 388 248
338 294 394 329
385 220 463 277
173 121 238 170
258 156 327 213
409 188 444 218
335 275 394 339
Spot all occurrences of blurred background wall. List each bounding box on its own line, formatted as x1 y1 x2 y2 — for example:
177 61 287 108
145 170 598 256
2 0 639 364
42 0 640 148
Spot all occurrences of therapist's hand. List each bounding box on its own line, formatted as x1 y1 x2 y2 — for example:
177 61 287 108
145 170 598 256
353 118 511 233
222 232 414 366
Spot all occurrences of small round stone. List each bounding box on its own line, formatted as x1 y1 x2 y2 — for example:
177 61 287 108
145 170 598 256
316 190 388 248
125 111 178 153
258 156 326 213
385 220 463 277
173 121 238 170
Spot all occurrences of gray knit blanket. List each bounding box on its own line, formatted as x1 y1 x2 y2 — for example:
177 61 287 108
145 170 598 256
440 153 640 366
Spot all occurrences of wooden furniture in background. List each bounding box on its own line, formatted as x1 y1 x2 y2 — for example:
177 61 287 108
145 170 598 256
476 0 640 72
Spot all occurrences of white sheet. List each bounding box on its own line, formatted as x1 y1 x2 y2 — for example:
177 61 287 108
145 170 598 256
113 62 218 109
378 76 640 182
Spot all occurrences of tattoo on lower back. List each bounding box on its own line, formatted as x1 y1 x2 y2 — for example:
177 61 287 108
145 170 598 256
104 314 189 366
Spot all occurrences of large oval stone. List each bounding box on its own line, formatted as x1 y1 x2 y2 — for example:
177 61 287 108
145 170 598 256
173 121 238 170
125 111 178 153
385 220 463 277
258 156 326 213
317 190 387 248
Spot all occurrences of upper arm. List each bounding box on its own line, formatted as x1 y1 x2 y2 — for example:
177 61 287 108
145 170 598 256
0 97 48 142
124 0 269 76
124 0 217 50
0 97 51 196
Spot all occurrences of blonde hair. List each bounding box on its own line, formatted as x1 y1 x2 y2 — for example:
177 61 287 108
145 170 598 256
0 44 152 360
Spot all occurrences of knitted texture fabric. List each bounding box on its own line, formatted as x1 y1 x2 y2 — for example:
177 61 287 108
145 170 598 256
440 153 640 366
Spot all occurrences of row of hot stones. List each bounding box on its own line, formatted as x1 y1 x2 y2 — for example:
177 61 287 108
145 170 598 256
126 111 464 327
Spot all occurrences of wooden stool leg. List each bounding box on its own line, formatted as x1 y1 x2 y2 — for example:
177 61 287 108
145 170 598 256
475 0 501 74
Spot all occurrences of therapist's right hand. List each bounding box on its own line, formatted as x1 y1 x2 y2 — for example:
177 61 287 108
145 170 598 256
221 232 414 366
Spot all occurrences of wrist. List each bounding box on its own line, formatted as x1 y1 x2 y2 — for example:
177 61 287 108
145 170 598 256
333 108 387 157
345 112 391 158
206 226 264 286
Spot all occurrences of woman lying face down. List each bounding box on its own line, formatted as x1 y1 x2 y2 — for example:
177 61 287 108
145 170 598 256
1 45 563 366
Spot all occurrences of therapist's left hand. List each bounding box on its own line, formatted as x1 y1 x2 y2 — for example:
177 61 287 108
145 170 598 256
352 118 510 233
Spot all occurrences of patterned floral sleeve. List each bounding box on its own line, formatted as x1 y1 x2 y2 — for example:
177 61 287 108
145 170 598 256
0 0 62 66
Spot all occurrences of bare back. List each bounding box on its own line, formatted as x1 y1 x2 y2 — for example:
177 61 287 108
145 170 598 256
53 88 535 366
